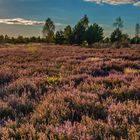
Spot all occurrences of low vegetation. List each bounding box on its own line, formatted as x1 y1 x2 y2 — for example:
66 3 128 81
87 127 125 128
0 44 140 139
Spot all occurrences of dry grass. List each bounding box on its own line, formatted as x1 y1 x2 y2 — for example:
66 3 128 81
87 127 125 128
124 67 140 74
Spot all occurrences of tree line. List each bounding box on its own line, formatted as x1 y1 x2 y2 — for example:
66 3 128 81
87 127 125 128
0 15 140 46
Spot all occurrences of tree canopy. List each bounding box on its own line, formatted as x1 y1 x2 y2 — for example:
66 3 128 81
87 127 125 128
43 18 55 43
113 17 123 30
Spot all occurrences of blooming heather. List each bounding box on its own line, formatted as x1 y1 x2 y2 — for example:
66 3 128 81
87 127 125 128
0 44 140 139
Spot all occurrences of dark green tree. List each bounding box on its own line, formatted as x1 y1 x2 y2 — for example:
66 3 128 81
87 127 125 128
135 23 140 38
4 35 10 43
43 18 55 43
121 33 130 48
111 17 124 43
85 23 104 44
134 23 140 43
110 28 122 42
121 33 130 43
80 15 89 28
55 30 65 44
72 15 89 45
64 25 72 44
0 35 4 43
72 22 85 44
113 17 123 30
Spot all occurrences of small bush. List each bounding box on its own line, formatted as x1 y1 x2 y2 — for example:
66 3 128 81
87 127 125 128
47 77 61 86
0 101 14 119
81 41 88 48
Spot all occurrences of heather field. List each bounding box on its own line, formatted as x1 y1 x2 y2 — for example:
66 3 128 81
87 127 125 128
0 44 140 140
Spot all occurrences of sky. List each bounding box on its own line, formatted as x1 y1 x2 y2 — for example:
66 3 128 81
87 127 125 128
0 0 140 37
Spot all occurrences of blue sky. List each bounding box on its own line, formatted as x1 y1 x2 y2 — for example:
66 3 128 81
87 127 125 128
0 0 140 37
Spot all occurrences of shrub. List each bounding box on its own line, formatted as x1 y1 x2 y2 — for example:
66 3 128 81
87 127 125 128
0 101 14 120
81 40 88 48
47 77 61 86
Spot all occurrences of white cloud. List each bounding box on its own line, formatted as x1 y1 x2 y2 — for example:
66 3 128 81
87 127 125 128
133 1 140 6
84 0 140 6
0 18 44 26
0 18 65 27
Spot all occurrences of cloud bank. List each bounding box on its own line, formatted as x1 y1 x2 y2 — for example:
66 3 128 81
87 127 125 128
84 0 140 6
0 18 65 27
0 18 44 26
